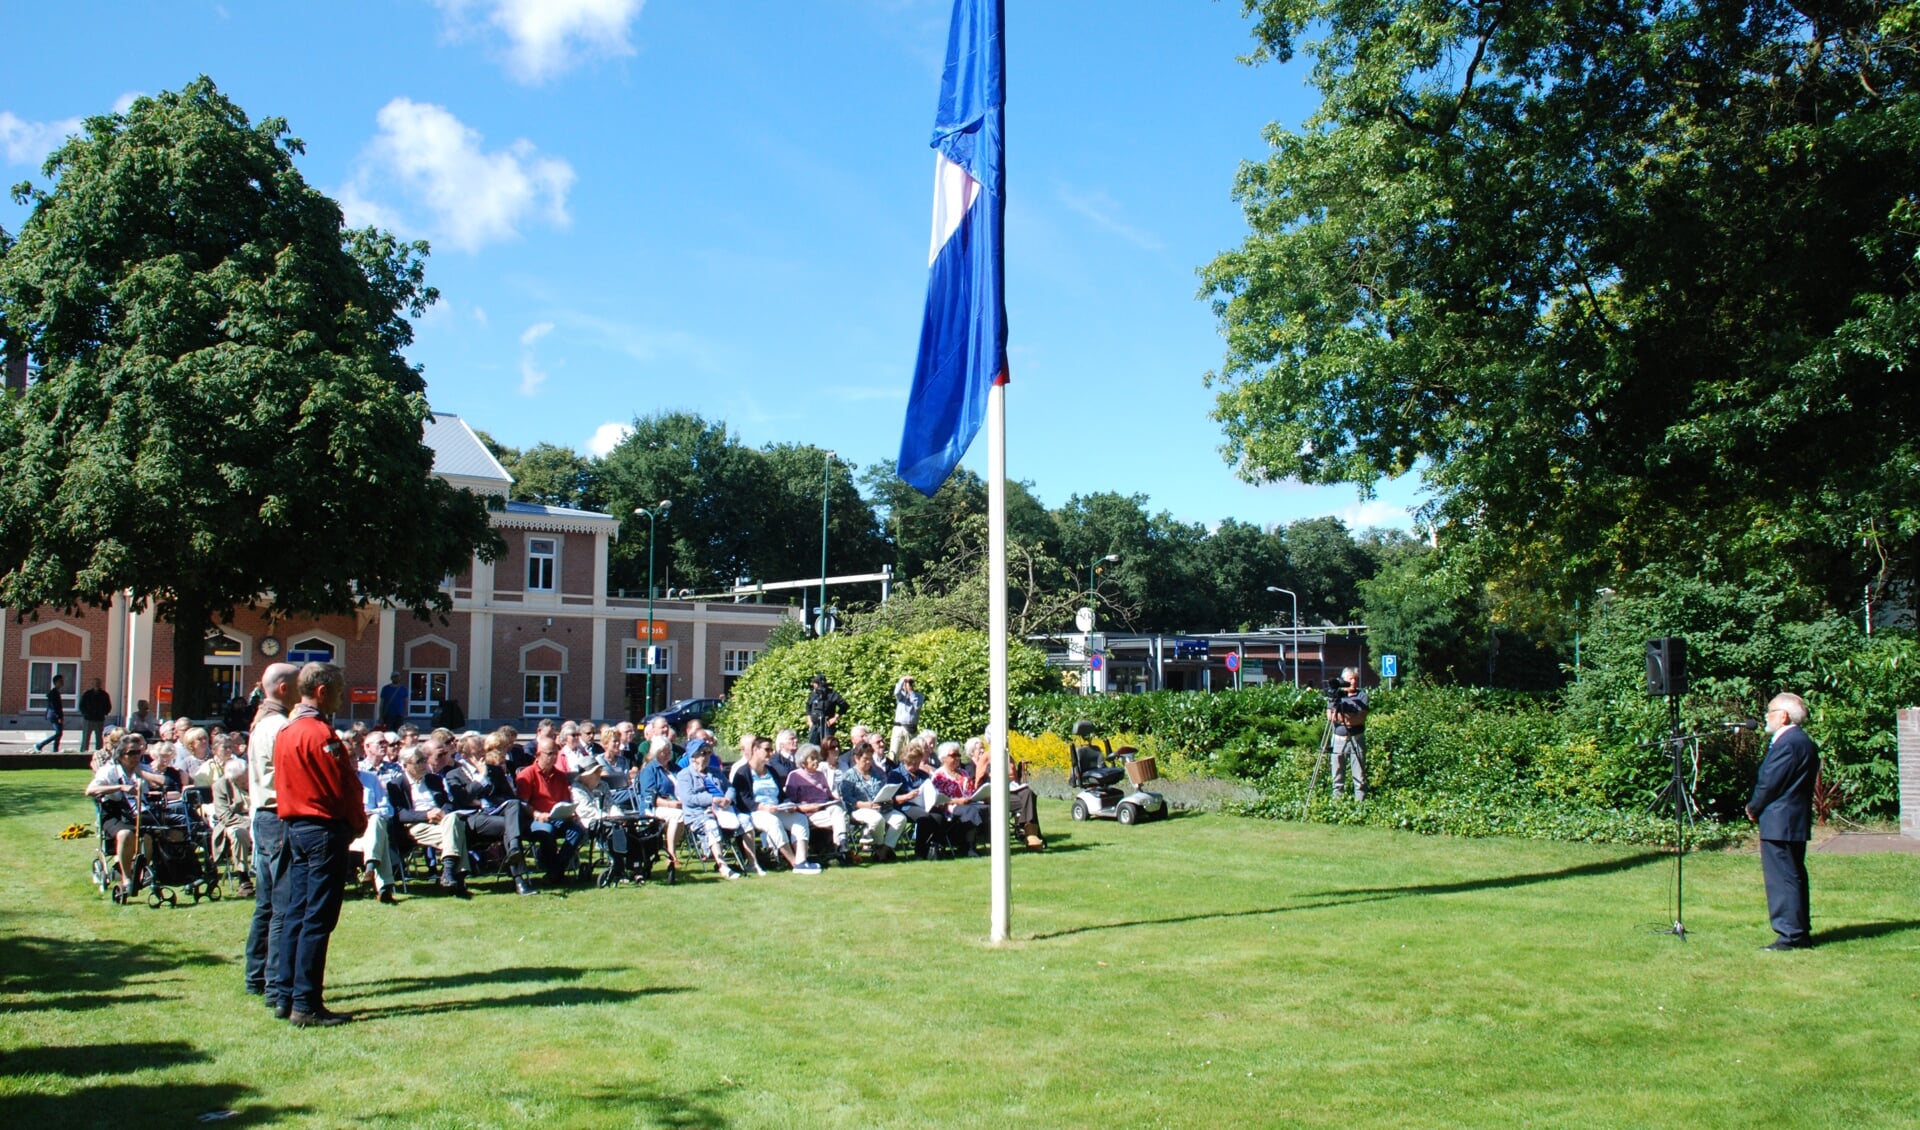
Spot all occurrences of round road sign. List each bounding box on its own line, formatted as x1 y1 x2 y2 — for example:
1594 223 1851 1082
1224 652 1241 672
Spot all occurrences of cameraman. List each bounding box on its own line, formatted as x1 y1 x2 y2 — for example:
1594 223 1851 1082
1326 667 1368 801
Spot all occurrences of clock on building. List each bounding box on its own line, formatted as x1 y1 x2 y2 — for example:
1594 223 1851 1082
259 637 281 657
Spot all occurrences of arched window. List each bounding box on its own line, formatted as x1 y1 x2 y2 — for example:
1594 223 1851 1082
287 636 335 664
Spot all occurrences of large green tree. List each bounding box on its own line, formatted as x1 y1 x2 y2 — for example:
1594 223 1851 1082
1205 0 1920 618
595 413 888 606
0 79 499 714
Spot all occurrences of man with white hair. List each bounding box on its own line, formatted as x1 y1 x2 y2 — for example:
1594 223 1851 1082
1747 692 1820 950
244 662 300 1016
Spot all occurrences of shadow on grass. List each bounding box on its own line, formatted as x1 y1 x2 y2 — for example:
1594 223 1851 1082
1029 851 1669 941
348 983 689 1020
2 1081 304 1127
578 1082 733 1129
0 928 220 997
0 774 91 820
0 1041 209 1078
327 963 598 1000
1817 919 1920 946
1302 851 1668 899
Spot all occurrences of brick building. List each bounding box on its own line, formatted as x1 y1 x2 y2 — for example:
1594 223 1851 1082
0 412 793 728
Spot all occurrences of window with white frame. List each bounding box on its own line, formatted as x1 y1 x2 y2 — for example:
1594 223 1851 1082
524 673 561 717
28 661 78 712
287 636 335 665
623 642 672 674
722 647 761 675
526 537 557 591
409 671 448 718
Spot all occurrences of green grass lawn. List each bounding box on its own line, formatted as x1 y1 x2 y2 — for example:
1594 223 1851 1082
2 768 1916 1128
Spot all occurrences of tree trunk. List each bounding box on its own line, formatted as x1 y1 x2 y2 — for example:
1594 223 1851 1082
170 603 212 719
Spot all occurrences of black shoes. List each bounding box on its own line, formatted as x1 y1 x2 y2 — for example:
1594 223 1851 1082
272 1000 291 1020
514 877 538 896
289 1009 353 1027
377 888 398 904
1763 939 1812 951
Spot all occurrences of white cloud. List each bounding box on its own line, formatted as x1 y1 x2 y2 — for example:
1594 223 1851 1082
472 306 490 327
518 320 555 396
342 97 574 252
1054 183 1163 250
585 421 633 457
438 0 644 84
0 110 83 167
1339 498 1414 530
1 92 151 169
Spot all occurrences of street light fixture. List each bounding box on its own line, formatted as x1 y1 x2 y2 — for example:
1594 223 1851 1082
1266 586 1300 687
634 500 671 714
819 450 837 636
1087 554 1120 624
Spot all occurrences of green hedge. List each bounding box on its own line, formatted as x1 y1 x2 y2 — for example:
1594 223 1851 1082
715 628 1054 744
1013 684 1325 777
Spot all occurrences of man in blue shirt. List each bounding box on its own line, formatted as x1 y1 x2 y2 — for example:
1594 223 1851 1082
377 673 408 731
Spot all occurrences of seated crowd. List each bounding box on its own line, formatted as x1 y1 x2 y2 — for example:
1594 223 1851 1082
85 710 1043 901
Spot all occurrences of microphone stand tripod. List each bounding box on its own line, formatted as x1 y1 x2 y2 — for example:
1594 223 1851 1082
1647 700 1752 939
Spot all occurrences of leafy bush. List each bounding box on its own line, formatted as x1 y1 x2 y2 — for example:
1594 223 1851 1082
1564 570 1918 819
715 628 1053 744
1013 684 1324 764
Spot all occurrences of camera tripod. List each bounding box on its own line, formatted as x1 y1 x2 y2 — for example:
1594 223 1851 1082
1299 713 1336 821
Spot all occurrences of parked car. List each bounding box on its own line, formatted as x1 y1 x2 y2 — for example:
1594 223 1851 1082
644 697 725 733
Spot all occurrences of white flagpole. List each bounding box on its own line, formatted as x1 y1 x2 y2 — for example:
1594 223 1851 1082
988 378 1010 943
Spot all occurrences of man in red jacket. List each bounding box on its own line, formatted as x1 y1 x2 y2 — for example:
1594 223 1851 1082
274 662 366 1027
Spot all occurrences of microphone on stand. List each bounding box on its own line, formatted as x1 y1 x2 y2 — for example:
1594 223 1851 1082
1726 719 1760 732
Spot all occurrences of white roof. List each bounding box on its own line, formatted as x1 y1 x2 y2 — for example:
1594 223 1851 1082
422 412 512 496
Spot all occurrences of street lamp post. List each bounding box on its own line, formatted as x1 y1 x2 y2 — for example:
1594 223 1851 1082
1266 586 1300 687
819 450 836 636
634 500 671 715
1084 554 1120 695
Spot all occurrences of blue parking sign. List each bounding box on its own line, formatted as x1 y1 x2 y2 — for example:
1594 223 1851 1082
1382 654 1399 678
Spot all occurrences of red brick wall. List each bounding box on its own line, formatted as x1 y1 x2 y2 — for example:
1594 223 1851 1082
491 614 588 720
560 532 596 598
6 608 113 717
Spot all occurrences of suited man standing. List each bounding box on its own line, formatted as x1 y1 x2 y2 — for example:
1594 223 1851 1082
1746 692 1820 950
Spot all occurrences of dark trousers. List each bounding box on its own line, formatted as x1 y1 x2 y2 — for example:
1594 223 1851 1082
279 817 351 1015
246 809 291 997
528 819 582 881
81 718 107 751
33 718 64 752
465 801 526 868
1761 838 1811 945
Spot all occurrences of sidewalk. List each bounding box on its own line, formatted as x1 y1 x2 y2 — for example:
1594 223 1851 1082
0 729 100 770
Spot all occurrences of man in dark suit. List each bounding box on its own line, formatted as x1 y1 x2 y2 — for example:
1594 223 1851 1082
1746 692 1820 950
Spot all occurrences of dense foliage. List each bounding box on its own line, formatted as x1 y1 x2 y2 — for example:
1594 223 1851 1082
0 78 499 713
715 628 1054 745
1207 0 1920 619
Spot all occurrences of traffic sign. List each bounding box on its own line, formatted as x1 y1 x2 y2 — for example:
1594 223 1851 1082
1088 654 1104 672
1382 654 1399 678
1224 652 1241 673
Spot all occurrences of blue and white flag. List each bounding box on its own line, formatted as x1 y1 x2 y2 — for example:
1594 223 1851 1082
898 0 1005 497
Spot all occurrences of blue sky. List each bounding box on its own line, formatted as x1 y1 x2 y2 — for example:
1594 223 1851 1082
1 0 1424 532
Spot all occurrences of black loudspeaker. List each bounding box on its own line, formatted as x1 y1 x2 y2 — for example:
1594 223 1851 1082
1645 637 1688 697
